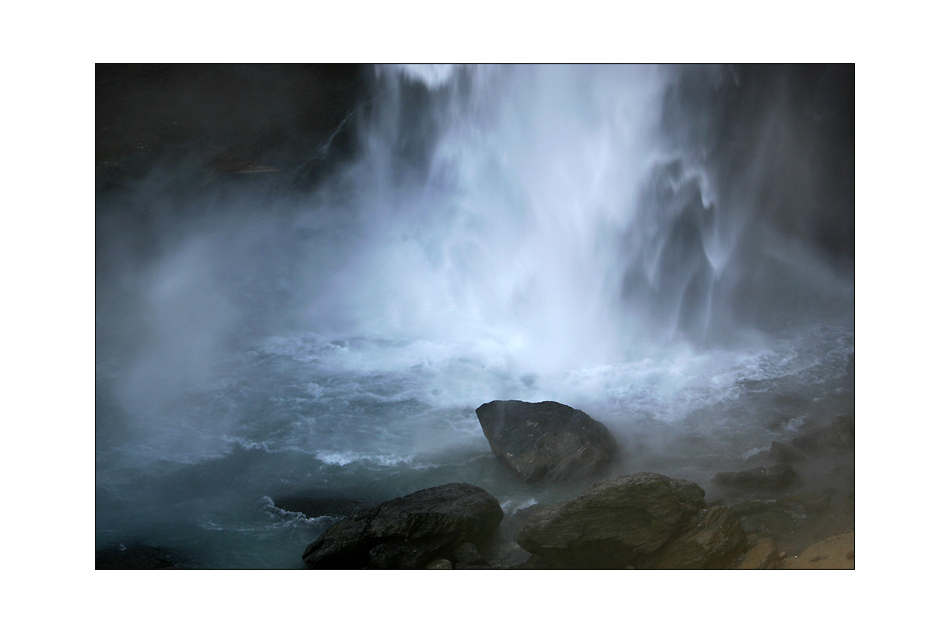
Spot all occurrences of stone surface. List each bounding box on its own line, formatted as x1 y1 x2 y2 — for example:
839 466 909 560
639 505 748 569
476 400 618 483
781 532 854 569
450 542 491 569
769 441 807 463
730 499 779 517
736 505 800 539
713 463 797 490
302 483 504 569
515 472 706 568
737 537 780 569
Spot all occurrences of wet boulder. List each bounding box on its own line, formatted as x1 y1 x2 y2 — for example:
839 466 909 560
450 541 492 569
730 498 801 538
514 472 707 568
713 463 797 490
475 400 618 483
638 505 747 569
302 483 503 569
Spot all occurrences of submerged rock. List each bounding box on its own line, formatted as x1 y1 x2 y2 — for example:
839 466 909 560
302 483 503 569
475 400 618 483
514 472 708 568
713 463 797 490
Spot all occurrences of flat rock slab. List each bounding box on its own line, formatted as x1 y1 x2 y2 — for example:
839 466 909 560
476 400 618 483
302 483 503 569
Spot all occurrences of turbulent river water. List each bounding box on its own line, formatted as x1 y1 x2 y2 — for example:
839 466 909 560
95 64 854 569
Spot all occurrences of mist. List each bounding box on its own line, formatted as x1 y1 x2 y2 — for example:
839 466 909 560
95 64 854 568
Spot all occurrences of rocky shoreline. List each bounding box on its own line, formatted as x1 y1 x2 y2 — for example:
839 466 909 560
96 400 854 570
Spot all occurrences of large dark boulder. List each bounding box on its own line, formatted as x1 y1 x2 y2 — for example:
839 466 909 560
514 472 706 568
475 400 618 483
713 463 797 490
301 483 503 569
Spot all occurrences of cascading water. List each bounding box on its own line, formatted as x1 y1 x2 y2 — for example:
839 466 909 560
95 64 854 568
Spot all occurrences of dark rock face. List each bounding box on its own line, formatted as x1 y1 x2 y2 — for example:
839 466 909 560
302 483 503 569
514 472 708 568
450 542 491 569
475 400 618 483
95 545 181 569
638 505 747 569
770 441 806 463
96 64 369 194
713 463 797 490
